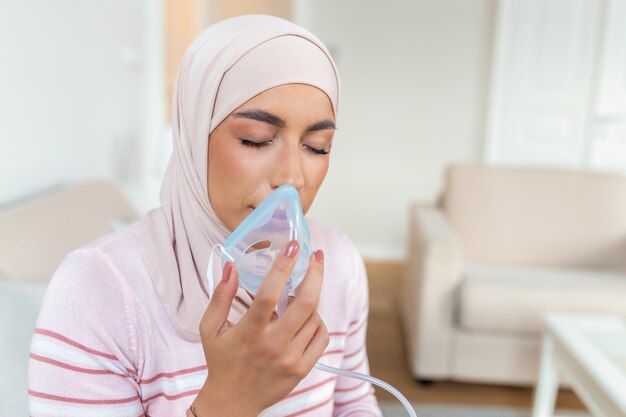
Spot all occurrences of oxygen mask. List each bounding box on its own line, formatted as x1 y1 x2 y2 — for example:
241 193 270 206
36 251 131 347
206 184 312 313
222 184 312 296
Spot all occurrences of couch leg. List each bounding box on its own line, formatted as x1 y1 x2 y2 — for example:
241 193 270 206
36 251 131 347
417 379 434 386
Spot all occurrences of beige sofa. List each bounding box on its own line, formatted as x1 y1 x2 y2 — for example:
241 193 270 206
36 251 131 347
0 180 137 416
401 163 626 386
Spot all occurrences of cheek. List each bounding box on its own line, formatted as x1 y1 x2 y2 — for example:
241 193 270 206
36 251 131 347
208 140 258 214
218 148 257 178
210 143 266 196
301 157 330 212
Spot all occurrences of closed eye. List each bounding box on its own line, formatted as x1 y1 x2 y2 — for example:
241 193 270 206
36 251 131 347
304 145 329 155
240 137 329 155
239 138 271 148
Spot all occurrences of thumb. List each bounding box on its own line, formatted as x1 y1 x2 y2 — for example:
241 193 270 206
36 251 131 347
201 262 238 336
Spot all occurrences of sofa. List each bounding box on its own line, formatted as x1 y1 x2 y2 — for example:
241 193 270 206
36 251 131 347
401 163 626 386
0 180 137 416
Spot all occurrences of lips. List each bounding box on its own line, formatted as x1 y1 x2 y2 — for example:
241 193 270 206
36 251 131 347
247 205 288 219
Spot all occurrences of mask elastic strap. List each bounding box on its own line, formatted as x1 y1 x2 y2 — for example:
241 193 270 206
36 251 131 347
206 244 234 300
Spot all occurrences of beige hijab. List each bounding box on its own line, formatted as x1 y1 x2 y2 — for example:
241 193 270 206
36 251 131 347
139 15 340 341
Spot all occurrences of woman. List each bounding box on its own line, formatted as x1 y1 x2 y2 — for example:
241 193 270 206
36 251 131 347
28 15 382 417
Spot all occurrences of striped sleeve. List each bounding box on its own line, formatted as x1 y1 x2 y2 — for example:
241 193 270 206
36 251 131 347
332 247 382 417
28 249 145 417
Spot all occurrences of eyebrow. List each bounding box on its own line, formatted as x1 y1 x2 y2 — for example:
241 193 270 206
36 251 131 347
232 108 336 131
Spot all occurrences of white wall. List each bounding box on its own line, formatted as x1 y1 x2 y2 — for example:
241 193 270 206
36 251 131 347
0 1 164 213
295 0 495 260
0 1 493 262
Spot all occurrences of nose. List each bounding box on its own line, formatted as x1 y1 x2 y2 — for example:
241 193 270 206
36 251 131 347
271 141 305 190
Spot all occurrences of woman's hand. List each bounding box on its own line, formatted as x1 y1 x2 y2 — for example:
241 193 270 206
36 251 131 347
191 240 328 417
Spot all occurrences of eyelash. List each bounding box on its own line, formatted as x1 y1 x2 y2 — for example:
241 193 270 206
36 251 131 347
239 138 329 155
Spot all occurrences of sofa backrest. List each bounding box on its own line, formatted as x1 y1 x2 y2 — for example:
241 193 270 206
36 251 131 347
442 163 626 268
0 180 138 283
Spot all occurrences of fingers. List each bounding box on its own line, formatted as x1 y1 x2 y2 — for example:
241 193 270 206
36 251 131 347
243 240 299 330
273 250 325 340
200 262 239 338
289 311 323 355
299 320 330 373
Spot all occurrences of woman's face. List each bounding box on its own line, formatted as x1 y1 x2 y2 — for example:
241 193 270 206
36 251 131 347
207 83 336 232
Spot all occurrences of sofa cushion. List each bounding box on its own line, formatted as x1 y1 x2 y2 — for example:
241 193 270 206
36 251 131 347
458 262 626 335
443 163 626 267
0 281 47 417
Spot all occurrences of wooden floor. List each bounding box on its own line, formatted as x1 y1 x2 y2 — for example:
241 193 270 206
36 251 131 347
364 261 586 410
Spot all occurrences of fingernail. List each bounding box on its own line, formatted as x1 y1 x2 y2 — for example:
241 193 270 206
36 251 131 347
222 262 232 283
314 250 324 265
283 240 299 258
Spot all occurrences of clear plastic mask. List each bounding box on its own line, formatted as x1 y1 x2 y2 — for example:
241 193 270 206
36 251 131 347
221 184 312 296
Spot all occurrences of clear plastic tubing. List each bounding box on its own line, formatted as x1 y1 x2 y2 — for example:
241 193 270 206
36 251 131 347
272 285 417 416
313 362 417 417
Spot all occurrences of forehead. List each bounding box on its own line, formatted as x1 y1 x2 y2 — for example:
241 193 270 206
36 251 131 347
233 84 335 122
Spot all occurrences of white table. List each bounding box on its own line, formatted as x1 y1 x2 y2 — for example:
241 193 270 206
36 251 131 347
532 313 626 417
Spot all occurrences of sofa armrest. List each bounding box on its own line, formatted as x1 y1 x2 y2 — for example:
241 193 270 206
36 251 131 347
0 180 138 283
401 203 464 379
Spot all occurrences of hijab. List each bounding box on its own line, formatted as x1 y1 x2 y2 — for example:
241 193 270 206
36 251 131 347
139 15 340 341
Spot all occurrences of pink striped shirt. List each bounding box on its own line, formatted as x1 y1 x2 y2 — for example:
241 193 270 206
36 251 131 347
28 220 382 416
